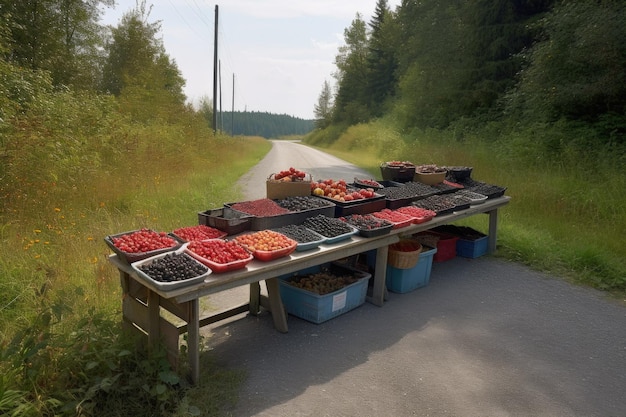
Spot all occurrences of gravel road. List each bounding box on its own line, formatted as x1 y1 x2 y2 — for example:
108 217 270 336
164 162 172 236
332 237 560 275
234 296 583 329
203 140 626 417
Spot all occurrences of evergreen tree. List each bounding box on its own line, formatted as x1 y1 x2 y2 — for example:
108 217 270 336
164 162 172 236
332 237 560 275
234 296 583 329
366 0 398 118
332 13 370 125
314 80 333 129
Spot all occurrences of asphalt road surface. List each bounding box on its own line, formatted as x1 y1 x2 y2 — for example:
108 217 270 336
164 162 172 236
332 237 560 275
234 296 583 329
203 140 626 417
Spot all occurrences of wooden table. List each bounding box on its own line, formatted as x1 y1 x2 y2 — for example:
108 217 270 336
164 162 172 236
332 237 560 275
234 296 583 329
108 196 510 384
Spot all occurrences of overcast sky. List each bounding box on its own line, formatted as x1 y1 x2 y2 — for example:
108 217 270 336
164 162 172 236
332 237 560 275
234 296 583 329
100 0 402 120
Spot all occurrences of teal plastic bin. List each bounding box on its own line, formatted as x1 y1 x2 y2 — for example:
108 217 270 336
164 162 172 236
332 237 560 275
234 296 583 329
385 247 437 293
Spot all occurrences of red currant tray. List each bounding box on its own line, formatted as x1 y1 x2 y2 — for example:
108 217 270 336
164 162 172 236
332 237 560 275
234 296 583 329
395 206 436 224
185 239 254 273
104 229 183 263
370 210 414 229
171 225 227 242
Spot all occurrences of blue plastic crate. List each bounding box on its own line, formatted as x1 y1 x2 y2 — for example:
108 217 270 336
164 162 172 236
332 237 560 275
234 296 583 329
278 263 371 324
456 235 488 258
431 225 488 259
385 247 437 293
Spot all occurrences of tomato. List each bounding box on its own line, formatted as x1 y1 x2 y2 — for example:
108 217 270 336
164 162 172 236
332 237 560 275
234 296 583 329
112 229 176 253
186 239 250 264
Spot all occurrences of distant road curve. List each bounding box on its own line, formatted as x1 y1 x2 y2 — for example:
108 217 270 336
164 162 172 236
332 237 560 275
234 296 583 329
236 139 374 200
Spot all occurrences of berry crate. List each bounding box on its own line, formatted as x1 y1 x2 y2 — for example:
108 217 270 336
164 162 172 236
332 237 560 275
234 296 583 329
278 263 371 324
413 231 459 262
386 247 437 293
431 225 488 258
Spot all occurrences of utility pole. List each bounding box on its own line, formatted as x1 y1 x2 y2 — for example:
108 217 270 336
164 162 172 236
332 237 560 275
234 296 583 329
231 73 235 136
219 59 223 133
212 5 218 133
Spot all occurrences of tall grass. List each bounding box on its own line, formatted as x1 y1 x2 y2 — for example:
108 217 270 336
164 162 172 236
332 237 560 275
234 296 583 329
0 88 270 414
306 117 626 294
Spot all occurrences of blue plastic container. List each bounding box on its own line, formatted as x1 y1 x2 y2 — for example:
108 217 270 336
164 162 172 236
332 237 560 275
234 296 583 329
278 263 371 324
385 247 437 293
456 235 488 258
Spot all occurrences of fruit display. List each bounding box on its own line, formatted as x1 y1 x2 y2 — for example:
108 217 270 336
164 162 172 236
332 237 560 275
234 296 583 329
444 166 473 180
285 269 361 295
415 164 446 174
411 195 458 215
186 239 253 273
454 189 488 205
272 224 326 247
380 161 417 182
229 198 291 217
111 229 177 253
136 252 208 283
172 224 227 242
395 206 437 223
370 209 414 229
271 167 308 182
456 178 507 199
233 230 297 261
376 181 436 200
302 214 358 241
105 228 181 262
382 160 415 168
353 178 383 189
310 178 377 202
339 214 393 237
275 195 333 211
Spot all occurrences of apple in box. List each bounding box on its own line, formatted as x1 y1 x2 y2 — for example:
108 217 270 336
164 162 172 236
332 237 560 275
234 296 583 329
273 167 307 182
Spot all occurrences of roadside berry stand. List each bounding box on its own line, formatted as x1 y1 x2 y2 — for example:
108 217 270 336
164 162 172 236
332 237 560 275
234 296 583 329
106 165 509 384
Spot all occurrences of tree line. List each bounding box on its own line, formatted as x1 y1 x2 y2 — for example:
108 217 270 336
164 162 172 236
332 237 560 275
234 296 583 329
314 0 626 145
218 111 314 138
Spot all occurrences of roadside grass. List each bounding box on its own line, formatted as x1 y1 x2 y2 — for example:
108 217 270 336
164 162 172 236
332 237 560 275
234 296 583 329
1 125 270 415
3 109 625 415
305 120 626 296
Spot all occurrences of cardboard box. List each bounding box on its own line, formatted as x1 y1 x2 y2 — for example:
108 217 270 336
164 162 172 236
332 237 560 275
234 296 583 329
266 175 312 200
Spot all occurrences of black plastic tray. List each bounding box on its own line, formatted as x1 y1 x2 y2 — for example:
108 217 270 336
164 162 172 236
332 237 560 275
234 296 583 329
224 202 336 231
197 208 252 235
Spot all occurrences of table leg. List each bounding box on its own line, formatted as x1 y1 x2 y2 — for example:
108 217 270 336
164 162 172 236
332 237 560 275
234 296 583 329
249 282 261 315
188 299 200 384
487 208 499 253
487 209 498 253
370 245 389 306
147 290 161 349
265 278 288 333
